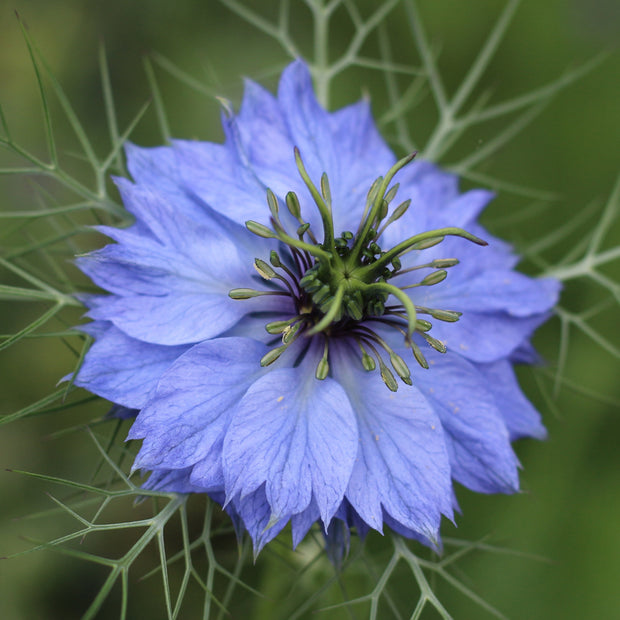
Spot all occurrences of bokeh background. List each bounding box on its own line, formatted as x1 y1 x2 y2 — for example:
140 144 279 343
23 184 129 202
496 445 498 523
1 0 618 618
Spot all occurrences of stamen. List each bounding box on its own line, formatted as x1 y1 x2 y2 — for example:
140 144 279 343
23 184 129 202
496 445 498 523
229 288 289 299
401 269 448 289
352 326 412 387
408 338 429 369
384 182 400 205
265 316 300 334
394 257 459 276
260 319 305 367
420 332 447 353
260 344 288 366
416 307 462 322
315 337 330 380
379 361 399 392
358 339 397 391
254 258 277 280
375 198 411 240
282 321 302 344
286 191 318 244
355 337 376 371
246 220 276 239
254 257 298 298
269 251 299 288
389 351 413 386
266 188 280 220
285 191 301 219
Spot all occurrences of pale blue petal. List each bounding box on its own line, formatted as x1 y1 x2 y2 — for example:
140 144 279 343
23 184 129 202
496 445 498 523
323 519 351 569
129 338 269 470
223 353 358 524
189 437 226 492
231 484 289 555
291 498 320 548
381 161 459 248
418 348 520 494
428 271 560 317
427 310 553 363
332 345 452 543
325 99 396 233
128 139 266 229
74 321 189 408
277 61 336 200
142 466 207 494
477 359 547 440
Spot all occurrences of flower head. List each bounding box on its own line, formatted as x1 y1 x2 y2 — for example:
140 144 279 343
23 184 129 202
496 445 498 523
74 60 560 554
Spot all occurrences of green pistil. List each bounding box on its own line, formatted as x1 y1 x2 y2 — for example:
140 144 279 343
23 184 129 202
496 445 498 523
354 227 487 282
348 152 417 266
294 147 338 257
230 148 488 391
362 281 417 338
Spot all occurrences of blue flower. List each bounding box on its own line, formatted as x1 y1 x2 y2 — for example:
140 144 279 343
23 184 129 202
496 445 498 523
73 60 560 554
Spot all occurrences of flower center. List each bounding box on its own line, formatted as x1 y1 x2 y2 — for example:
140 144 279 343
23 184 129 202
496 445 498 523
229 149 487 391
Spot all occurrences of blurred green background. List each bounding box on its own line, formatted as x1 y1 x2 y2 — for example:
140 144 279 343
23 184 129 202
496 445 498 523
1 0 619 618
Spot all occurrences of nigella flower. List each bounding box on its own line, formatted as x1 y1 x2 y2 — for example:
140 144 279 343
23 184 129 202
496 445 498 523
73 60 560 555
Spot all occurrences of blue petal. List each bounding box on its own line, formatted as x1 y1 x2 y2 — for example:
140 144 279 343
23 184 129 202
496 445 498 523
125 142 203 212
325 99 396 233
223 351 358 525
291 497 320 548
226 78 301 206
106 405 139 420
230 484 290 555
332 344 452 543
382 511 439 550
79 181 285 345
126 139 267 229
427 310 554 363
73 321 189 408
477 359 547 440
142 466 207 494
419 348 521 494
323 518 351 569
129 338 269 470
428 271 560 317
188 436 226 492
277 61 337 200
381 161 460 248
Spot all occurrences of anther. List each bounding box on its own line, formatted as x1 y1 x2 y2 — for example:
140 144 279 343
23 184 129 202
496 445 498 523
254 258 277 280
229 288 287 299
421 332 447 354
315 338 330 380
266 188 279 219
